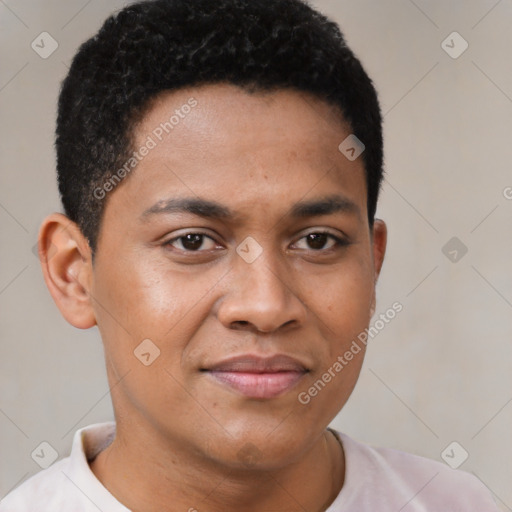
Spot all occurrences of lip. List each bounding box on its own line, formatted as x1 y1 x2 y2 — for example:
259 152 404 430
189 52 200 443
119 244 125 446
203 354 309 399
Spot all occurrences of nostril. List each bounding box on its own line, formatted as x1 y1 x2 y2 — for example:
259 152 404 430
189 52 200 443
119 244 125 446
232 321 250 329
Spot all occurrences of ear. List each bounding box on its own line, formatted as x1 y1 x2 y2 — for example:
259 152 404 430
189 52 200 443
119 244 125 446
37 213 96 329
369 219 387 316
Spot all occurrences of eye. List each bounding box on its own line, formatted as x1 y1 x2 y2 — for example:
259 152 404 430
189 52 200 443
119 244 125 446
293 231 347 251
165 233 220 252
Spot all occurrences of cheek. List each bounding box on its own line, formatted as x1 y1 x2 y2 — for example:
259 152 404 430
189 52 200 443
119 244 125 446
303 258 375 344
90 256 213 415
91 253 226 382
294 264 372 426
93 255 209 337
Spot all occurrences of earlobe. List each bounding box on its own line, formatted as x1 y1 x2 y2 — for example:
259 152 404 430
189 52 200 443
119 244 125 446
38 213 96 329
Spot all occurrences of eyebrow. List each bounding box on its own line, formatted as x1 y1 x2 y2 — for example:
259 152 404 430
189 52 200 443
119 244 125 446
290 195 361 219
140 194 361 222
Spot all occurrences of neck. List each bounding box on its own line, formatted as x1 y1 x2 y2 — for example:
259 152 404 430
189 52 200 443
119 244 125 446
90 423 345 512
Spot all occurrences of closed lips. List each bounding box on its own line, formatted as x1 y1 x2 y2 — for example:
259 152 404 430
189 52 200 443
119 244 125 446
202 354 309 399
203 354 309 373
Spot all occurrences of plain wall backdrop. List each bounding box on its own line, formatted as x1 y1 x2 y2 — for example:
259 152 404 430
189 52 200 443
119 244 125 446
1 0 511 509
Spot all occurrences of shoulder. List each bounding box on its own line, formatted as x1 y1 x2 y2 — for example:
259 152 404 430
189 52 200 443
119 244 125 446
0 422 118 512
0 458 72 512
333 430 499 511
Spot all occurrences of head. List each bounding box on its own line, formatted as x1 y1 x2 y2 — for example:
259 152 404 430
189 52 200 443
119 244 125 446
40 0 387 469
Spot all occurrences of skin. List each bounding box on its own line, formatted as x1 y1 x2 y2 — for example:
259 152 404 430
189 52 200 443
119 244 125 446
39 84 387 512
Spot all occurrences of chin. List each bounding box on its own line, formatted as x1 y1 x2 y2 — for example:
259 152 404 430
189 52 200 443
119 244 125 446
197 425 311 471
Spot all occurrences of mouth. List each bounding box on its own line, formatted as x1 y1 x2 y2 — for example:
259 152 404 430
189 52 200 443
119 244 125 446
202 354 309 399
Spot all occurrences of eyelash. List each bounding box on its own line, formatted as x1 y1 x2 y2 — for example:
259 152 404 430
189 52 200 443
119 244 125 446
163 230 349 254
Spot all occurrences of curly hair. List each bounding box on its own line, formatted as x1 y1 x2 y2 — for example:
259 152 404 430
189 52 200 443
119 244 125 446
56 0 383 254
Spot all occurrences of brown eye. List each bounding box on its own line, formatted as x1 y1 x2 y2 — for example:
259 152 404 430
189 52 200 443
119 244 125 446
294 232 345 251
306 233 330 250
166 233 218 252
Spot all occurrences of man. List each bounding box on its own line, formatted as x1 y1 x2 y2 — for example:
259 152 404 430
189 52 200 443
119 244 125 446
0 0 499 510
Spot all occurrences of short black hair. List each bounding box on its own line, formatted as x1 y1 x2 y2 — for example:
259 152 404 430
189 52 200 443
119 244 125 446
56 0 383 254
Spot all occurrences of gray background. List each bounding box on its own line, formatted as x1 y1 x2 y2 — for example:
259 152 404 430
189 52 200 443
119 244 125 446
1 0 511 509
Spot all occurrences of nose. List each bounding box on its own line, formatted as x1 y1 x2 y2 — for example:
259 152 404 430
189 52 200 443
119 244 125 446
216 251 307 334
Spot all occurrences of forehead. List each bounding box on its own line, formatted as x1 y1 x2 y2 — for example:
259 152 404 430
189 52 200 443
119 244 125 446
135 83 350 154
109 83 367 223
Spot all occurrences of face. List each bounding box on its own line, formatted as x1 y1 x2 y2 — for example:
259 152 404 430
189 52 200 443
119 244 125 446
86 84 386 468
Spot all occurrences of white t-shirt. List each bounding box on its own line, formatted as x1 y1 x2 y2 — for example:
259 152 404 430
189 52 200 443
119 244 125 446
0 422 499 511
